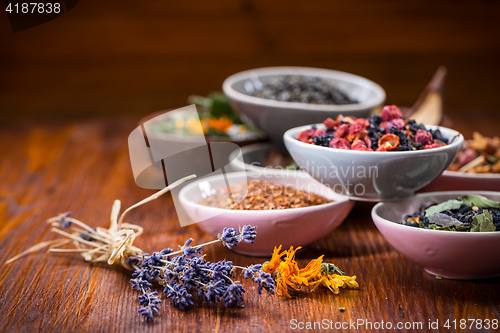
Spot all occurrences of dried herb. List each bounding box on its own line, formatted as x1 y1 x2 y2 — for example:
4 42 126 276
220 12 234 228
403 195 500 232
200 180 332 210
248 75 357 105
297 105 448 152
262 245 359 298
5 175 275 322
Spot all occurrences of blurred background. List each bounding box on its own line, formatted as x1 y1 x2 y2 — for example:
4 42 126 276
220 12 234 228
1 0 499 137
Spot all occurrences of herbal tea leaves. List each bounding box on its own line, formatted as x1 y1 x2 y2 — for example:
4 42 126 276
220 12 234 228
424 199 463 217
427 213 466 229
403 195 500 232
461 195 500 209
471 211 496 232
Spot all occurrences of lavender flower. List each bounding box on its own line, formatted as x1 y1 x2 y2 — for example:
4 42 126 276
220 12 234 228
138 291 161 322
166 282 194 310
224 283 246 307
57 211 72 228
128 225 272 322
218 225 258 249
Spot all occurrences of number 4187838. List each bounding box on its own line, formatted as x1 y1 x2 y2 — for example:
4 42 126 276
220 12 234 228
5 3 61 14
443 319 499 330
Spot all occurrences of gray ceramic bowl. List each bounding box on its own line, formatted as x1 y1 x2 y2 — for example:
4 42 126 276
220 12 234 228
222 67 386 152
284 124 464 201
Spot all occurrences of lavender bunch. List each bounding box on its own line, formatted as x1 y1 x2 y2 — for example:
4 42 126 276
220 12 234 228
126 225 275 322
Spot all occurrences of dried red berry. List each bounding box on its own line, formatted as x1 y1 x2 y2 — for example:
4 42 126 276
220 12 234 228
415 129 433 145
334 124 350 138
351 139 368 150
329 138 351 150
297 128 315 143
323 118 336 130
313 129 327 137
378 134 400 151
424 140 443 150
380 105 403 122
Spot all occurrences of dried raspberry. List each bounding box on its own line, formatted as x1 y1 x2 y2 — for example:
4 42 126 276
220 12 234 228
313 129 327 137
380 105 403 122
351 139 368 150
378 134 400 151
355 118 370 129
329 138 351 150
424 141 443 150
323 118 336 130
297 128 315 143
358 147 374 151
334 123 350 138
415 129 433 146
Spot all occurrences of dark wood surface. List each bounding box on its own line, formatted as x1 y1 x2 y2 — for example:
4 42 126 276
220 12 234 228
0 115 499 333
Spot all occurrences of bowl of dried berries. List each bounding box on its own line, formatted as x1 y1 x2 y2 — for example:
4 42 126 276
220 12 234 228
372 192 500 279
223 66 385 152
178 171 354 256
283 105 464 201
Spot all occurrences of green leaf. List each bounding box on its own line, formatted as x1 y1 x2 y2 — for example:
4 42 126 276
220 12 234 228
459 195 500 209
424 199 463 217
470 210 496 232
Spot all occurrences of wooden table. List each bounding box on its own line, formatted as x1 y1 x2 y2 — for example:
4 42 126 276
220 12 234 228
1 117 499 333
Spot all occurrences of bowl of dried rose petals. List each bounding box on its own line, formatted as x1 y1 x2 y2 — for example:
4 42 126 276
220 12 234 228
178 171 354 256
372 191 500 279
283 105 464 201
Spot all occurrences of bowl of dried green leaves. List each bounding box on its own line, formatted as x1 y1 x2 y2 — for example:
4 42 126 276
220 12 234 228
372 191 500 279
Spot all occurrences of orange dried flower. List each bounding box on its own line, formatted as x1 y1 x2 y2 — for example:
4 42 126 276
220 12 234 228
266 245 358 298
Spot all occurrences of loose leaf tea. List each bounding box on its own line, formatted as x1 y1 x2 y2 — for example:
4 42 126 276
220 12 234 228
297 105 449 152
249 75 357 105
448 132 500 173
403 195 500 232
199 180 332 210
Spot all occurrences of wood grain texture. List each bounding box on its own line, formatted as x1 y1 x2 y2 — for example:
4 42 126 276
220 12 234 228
0 116 499 333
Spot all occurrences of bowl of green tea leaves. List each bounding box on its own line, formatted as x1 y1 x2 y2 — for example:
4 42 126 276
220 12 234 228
372 192 500 279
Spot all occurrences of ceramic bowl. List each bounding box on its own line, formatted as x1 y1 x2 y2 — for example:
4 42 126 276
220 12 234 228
420 170 500 192
372 191 500 279
178 171 354 256
133 107 264 189
228 142 307 177
222 66 385 152
284 124 464 201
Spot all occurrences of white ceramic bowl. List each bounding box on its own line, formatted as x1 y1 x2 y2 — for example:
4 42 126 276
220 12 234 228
178 171 354 256
284 124 464 201
372 191 500 279
222 67 386 152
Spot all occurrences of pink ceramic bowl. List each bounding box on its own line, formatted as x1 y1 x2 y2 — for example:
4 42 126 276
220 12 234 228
372 191 500 280
419 170 500 192
178 171 355 256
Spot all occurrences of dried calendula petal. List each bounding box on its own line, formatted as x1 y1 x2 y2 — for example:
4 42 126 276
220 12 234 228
378 134 400 151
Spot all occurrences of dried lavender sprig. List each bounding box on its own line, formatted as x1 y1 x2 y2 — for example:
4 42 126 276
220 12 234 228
127 226 274 322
